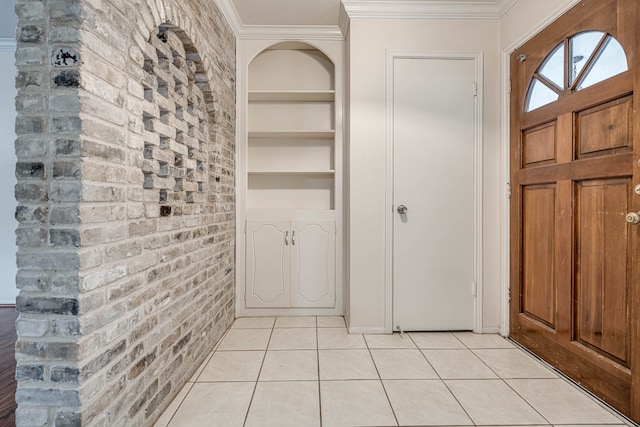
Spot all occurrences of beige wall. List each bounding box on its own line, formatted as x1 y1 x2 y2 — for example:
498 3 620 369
501 0 580 51
347 18 502 332
346 0 584 334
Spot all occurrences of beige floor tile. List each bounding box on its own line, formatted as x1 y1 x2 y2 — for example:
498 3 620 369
231 317 276 329
275 316 317 328
473 349 557 379
245 381 320 427
168 382 254 427
153 382 192 427
453 332 515 349
371 349 438 379
422 349 498 379
259 350 318 381
216 328 272 351
506 379 625 425
268 327 317 350
198 351 264 382
365 333 417 349
320 380 397 427
383 380 473 426
319 349 379 380
318 328 367 349
409 332 466 349
317 316 346 328
445 379 547 425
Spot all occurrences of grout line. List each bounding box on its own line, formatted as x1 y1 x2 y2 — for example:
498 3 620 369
316 322 323 426
365 332 400 427
500 377 552 425
241 322 275 427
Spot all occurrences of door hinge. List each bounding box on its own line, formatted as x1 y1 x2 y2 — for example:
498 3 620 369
507 79 511 94
473 83 478 97
472 281 477 297
507 182 512 199
507 287 511 303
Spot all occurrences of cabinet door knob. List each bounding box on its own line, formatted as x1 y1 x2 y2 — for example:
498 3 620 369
292 231 296 245
285 231 289 245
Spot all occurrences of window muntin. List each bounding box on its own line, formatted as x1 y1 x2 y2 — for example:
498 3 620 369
539 42 564 89
524 31 628 112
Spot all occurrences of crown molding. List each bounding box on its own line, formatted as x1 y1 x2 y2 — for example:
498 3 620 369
237 25 345 40
338 3 350 37
343 0 518 20
0 38 16 52
213 0 243 36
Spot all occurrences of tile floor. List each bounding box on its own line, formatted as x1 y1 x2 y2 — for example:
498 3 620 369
155 316 631 427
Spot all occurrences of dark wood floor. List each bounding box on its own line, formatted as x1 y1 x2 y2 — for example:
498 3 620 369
0 306 17 426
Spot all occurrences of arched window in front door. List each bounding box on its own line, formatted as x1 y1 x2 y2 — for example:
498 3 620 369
525 31 628 112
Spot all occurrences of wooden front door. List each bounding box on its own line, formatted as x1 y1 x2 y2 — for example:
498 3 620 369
509 0 640 421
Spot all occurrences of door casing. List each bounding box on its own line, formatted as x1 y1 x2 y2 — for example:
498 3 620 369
384 51 484 334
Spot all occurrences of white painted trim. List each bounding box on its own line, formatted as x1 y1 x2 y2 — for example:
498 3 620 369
500 50 511 337
344 0 517 20
502 0 582 53
483 326 501 334
0 39 16 52
237 25 344 41
499 0 582 337
212 0 243 36
338 3 350 37
384 50 484 334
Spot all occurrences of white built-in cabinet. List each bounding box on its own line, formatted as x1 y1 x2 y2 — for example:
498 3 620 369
246 220 335 308
237 40 344 316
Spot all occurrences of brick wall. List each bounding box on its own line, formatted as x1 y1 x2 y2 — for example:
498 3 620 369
13 0 236 425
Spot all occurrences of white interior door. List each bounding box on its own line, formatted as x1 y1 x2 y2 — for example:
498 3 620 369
392 57 477 331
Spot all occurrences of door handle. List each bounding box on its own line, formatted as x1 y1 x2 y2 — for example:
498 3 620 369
626 212 640 224
292 231 296 245
397 204 408 214
285 231 289 245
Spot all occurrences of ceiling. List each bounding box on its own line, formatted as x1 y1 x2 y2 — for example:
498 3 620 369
225 0 517 29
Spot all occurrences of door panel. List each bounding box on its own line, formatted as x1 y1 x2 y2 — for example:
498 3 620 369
392 57 476 331
246 220 290 308
575 178 630 364
576 96 632 158
521 185 556 329
522 122 557 167
291 220 335 308
510 0 639 420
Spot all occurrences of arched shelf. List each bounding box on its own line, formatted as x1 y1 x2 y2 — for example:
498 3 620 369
246 41 337 211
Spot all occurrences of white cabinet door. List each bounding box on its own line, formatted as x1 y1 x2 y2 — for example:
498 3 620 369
291 220 335 308
246 220 291 308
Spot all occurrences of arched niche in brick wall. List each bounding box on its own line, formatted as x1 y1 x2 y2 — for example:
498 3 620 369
139 25 216 217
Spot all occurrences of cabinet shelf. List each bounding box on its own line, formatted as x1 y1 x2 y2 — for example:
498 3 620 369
249 90 335 102
248 130 335 139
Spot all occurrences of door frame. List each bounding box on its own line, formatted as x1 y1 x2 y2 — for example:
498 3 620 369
384 50 484 333
499 0 585 336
